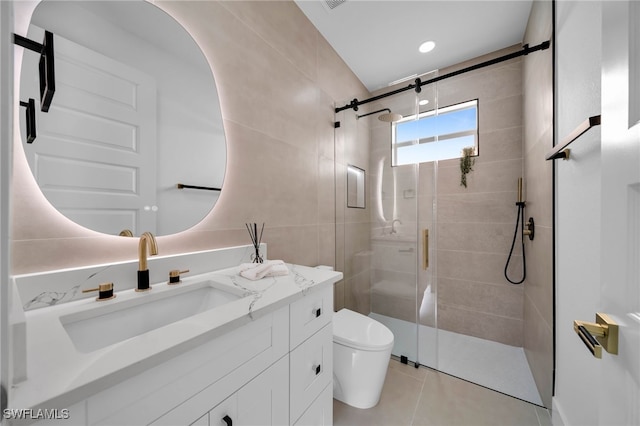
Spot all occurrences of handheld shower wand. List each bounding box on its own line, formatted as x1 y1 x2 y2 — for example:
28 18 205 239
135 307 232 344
517 177 523 205
504 178 531 284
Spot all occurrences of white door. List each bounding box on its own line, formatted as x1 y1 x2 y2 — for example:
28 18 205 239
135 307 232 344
599 1 640 424
20 26 157 235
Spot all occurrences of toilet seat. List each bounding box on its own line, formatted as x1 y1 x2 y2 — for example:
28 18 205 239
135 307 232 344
333 309 394 351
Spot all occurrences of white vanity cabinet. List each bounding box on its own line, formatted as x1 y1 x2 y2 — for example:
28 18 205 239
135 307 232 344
29 285 334 426
13 252 343 426
90 304 289 426
156 285 333 426
148 285 333 426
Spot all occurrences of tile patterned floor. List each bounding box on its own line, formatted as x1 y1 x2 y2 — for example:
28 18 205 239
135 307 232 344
333 359 552 426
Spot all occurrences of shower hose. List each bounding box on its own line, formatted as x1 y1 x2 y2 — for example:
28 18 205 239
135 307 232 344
504 202 526 284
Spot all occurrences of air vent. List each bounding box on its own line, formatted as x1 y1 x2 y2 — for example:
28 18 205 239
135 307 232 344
323 0 347 11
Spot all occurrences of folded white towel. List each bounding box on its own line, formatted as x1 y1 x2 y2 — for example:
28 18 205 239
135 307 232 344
238 260 289 281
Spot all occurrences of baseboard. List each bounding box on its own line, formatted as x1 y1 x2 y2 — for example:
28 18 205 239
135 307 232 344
551 397 568 426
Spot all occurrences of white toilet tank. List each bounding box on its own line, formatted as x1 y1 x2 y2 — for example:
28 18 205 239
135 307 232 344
333 309 394 409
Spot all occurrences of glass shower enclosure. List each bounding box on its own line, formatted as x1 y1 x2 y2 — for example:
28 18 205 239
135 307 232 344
335 64 543 405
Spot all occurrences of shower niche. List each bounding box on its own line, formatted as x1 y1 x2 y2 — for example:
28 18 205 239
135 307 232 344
347 165 365 209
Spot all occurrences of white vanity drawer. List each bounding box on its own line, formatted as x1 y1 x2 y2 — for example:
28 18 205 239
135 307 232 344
290 286 333 349
290 323 333 423
207 394 236 426
294 383 333 426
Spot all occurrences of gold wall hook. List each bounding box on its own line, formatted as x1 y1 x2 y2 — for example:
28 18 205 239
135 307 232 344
573 312 618 358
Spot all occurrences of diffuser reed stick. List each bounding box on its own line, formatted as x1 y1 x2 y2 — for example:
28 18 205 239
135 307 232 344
245 222 264 263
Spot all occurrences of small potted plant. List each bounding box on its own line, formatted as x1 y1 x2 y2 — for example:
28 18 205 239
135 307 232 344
460 147 476 188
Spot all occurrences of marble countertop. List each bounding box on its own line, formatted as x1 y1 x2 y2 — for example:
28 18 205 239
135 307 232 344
9 262 342 412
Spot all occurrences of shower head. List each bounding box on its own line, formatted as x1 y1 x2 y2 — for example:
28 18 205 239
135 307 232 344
377 111 403 123
356 108 403 123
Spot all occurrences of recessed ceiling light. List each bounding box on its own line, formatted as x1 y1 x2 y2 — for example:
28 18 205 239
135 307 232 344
419 99 429 106
419 41 436 53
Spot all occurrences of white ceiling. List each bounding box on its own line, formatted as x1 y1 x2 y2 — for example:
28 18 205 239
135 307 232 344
294 0 534 92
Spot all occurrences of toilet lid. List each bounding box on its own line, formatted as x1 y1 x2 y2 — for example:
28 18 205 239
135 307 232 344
333 309 394 351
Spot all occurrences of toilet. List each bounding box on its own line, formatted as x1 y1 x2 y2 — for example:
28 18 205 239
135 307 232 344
332 308 395 409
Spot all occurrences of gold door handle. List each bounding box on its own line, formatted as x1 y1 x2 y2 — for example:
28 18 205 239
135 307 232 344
422 229 429 270
573 313 618 358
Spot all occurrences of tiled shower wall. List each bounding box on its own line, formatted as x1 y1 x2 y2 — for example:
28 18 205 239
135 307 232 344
432 48 526 346
10 1 368 276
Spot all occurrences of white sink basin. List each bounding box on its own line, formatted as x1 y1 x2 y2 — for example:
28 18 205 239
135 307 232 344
60 281 243 353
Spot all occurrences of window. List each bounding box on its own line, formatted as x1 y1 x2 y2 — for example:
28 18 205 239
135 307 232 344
392 99 478 166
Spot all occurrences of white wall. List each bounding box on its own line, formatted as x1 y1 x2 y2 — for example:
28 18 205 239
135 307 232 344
0 0 13 411
553 1 602 425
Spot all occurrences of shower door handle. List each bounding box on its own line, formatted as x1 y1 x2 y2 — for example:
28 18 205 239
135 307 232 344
422 229 429 270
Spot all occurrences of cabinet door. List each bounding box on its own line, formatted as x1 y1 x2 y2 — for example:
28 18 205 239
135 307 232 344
294 383 333 426
190 413 209 426
209 395 237 426
237 356 289 426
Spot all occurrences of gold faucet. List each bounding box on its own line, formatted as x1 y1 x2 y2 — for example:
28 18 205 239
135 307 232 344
137 231 158 292
119 229 134 237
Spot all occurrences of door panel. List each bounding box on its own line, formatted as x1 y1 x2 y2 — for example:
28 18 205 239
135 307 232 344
21 26 157 235
600 1 640 424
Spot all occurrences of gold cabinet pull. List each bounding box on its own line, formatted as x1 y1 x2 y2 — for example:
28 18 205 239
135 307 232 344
423 229 429 270
573 313 618 358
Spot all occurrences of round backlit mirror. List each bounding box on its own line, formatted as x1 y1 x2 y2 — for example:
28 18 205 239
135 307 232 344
18 0 226 236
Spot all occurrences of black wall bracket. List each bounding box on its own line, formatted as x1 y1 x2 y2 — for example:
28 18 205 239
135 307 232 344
13 31 55 113
19 98 36 144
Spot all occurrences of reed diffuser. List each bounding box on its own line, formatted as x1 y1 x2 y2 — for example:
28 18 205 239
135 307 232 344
246 222 264 263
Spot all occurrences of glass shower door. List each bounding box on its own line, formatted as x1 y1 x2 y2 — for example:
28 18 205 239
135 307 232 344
368 78 438 368
369 156 420 362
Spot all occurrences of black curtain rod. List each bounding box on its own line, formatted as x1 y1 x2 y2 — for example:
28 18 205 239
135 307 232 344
335 40 551 114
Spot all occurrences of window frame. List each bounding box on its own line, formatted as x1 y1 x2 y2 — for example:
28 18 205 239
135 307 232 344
391 98 479 166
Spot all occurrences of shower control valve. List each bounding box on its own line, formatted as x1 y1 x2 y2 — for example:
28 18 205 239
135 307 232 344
523 217 535 241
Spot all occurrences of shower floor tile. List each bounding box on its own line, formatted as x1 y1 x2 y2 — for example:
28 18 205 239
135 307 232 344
369 313 543 406
334 359 552 426
436 329 543 406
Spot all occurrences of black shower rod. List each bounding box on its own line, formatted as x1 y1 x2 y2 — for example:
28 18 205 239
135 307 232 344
335 40 551 114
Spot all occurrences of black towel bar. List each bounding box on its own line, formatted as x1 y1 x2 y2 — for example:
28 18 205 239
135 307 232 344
546 115 601 160
176 183 221 191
